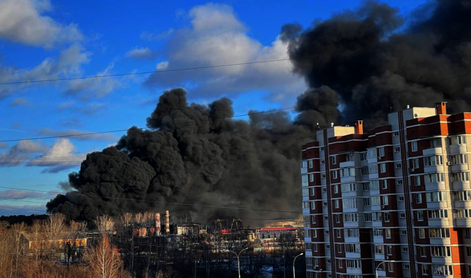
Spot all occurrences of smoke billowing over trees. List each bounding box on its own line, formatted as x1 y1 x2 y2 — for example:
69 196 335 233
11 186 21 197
48 0 471 222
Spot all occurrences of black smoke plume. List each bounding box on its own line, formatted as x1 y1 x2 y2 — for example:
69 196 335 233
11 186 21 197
47 89 324 223
283 0 471 128
48 0 471 222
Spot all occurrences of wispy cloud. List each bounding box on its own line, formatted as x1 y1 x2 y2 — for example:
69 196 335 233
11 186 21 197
125 47 158 60
140 28 174 41
0 140 46 166
0 189 59 200
9 97 31 107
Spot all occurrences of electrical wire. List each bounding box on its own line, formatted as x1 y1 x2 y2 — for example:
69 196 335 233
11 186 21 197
0 106 295 143
0 59 291 86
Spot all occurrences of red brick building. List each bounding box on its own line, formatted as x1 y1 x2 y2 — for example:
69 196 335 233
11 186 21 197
301 103 471 278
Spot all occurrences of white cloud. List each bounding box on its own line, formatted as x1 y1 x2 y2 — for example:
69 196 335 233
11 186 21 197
27 139 86 173
144 3 305 101
125 47 158 60
156 61 169 70
0 0 83 48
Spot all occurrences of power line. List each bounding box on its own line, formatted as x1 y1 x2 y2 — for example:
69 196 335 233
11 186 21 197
0 59 291 86
0 106 295 143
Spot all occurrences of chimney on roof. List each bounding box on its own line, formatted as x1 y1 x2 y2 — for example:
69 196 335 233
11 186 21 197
436 102 447 115
165 210 170 234
355 120 364 134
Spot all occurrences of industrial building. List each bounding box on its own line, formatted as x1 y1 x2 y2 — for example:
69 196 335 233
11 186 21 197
301 102 471 278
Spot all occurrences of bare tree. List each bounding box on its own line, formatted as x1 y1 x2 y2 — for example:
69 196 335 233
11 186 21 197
45 213 66 240
134 213 144 225
11 222 26 277
120 213 133 228
88 234 129 278
95 215 115 235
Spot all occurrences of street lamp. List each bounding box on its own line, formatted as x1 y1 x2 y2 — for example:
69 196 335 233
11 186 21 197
293 252 304 278
227 247 250 278
375 260 396 278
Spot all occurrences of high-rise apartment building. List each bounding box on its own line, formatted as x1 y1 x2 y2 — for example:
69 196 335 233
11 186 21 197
301 102 471 278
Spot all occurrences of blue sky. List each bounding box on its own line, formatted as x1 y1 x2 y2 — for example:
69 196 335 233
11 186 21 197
0 0 427 216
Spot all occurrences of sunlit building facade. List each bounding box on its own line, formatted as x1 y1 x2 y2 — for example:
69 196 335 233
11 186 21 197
301 102 471 278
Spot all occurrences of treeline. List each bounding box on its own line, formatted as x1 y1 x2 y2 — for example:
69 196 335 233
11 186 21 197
0 213 130 278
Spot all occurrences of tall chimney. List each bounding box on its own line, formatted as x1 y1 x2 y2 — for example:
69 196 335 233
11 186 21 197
436 102 447 115
355 120 364 134
155 213 161 235
165 210 170 234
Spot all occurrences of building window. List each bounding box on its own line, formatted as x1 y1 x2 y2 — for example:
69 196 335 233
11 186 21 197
401 230 407 235
418 228 426 239
335 214 340 223
312 229 318 238
386 245 393 255
429 228 450 238
412 158 419 169
309 174 314 182
383 196 389 206
380 163 387 173
400 213 406 218
422 265 428 275
334 199 339 208
404 264 410 270
310 188 315 196
334 184 339 194
411 141 418 152
419 246 427 257
385 229 391 239
313 244 318 252
381 180 388 189
416 193 423 204
309 160 313 168
338 260 343 269
384 212 390 222
332 170 338 179
430 138 441 148
312 216 317 224
402 246 408 252
331 156 337 165
388 262 394 273
414 176 421 186
336 229 341 238
378 147 385 157
417 211 424 221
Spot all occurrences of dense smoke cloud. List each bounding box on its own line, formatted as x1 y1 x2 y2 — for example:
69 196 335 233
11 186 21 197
47 0 471 222
47 89 320 223
283 0 471 128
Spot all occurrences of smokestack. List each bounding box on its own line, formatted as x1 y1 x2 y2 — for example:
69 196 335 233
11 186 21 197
165 210 170 234
355 120 364 134
155 213 161 235
436 102 447 115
